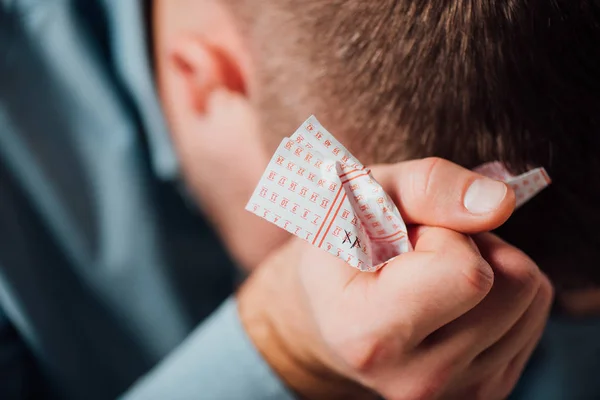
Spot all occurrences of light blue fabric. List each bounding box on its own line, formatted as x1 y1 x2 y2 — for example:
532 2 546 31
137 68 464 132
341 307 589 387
511 316 600 400
122 298 294 400
0 0 293 399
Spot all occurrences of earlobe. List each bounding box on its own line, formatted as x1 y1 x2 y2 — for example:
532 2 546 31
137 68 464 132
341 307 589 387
170 36 246 114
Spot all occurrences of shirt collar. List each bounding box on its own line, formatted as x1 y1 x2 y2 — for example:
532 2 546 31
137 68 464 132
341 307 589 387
106 0 179 180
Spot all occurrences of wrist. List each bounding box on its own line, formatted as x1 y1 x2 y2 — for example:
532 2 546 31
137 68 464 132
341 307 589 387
237 249 376 400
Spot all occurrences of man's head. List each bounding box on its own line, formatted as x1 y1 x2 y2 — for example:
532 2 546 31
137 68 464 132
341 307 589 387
153 0 600 289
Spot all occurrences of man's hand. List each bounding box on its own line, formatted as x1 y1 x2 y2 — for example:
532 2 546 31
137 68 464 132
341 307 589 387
238 158 553 400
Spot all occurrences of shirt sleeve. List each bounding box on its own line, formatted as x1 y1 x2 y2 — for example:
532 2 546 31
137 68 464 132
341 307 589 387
0 306 45 399
120 297 295 400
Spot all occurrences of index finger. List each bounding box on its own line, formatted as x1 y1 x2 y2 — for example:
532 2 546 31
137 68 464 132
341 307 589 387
371 158 516 233
377 226 494 344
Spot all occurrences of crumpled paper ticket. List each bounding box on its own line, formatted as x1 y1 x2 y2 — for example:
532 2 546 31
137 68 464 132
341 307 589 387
246 116 551 272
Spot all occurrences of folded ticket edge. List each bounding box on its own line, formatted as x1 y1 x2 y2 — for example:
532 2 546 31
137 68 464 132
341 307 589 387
474 162 551 208
245 116 410 271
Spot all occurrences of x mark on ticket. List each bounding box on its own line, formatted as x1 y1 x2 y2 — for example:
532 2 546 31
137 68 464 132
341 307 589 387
246 116 551 272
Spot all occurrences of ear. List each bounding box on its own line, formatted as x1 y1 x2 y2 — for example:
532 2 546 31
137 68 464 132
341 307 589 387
166 32 262 169
170 36 246 114
166 34 285 271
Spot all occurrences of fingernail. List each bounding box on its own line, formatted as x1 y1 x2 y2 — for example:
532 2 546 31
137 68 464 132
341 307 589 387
464 179 508 214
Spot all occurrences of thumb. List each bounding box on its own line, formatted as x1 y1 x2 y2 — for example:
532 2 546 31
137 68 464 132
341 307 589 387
371 158 516 233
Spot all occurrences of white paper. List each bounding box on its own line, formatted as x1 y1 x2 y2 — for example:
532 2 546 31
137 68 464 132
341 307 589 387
247 116 550 272
474 162 551 208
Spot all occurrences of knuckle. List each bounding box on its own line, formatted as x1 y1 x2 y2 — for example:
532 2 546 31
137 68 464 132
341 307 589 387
538 274 555 306
332 332 393 373
413 157 446 198
324 316 416 374
408 369 454 400
497 249 541 295
399 320 419 347
459 254 495 296
510 258 541 295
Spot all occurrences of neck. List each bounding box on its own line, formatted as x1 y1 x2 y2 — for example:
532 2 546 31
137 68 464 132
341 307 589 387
152 0 290 271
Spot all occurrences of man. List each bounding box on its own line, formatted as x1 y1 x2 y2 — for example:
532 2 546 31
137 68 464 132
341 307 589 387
0 0 597 399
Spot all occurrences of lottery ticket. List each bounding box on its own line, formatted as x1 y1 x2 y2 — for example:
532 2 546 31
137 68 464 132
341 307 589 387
474 162 551 208
246 116 550 272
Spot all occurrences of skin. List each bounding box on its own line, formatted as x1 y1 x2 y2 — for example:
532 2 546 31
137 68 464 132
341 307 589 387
152 0 559 398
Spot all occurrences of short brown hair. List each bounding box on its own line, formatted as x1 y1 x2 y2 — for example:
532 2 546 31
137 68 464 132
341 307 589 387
226 0 600 289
